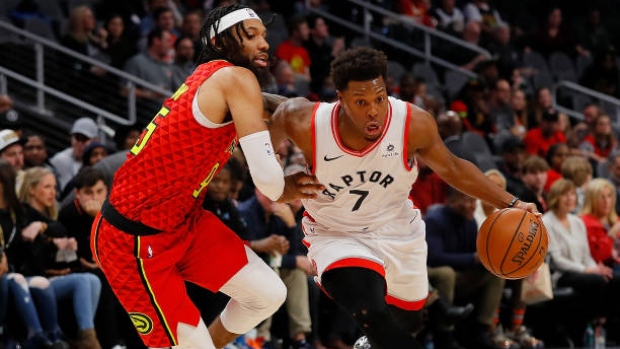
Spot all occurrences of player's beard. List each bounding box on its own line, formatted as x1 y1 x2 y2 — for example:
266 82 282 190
228 50 273 88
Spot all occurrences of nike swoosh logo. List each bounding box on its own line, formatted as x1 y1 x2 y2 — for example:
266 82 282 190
324 155 344 161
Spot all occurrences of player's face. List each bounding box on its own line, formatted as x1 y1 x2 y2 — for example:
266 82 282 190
338 77 389 142
239 19 269 69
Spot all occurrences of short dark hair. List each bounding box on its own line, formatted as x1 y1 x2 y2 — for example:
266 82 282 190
286 15 307 35
330 47 388 92
153 7 172 22
74 166 106 190
147 28 168 47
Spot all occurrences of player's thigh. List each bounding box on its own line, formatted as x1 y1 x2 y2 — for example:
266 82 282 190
94 220 200 348
380 221 428 310
177 211 248 292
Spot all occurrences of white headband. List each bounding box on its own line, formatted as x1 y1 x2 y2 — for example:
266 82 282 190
209 8 261 39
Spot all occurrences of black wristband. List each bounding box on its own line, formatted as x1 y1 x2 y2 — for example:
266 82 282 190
507 196 519 208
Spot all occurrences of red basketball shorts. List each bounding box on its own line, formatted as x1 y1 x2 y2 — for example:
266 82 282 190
91 210 248 348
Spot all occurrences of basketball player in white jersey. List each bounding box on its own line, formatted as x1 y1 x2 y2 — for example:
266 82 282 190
267 47 539 349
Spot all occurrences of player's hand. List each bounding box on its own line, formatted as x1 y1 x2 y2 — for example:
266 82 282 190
513 200 541 217
296 255 316 276
278 172 325 203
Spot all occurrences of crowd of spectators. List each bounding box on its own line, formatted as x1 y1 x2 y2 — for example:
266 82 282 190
4 0 620 348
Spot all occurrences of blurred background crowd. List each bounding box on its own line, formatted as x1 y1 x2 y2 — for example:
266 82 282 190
2 0 620 348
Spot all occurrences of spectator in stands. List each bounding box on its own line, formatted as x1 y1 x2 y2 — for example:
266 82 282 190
460 78 493 137
0 129 25 174
304 14 345 96
172 36 196 86
103 14 136 70
112 124 142 152
138 7 179 55
429 0 465 36
544 143 570 193
463 0 504 44
58 167 130 349
409 157 446 216
239 189 314 349
397 0 435 27
0 160 71 349
486 23 520 80
580 46 620 98
523 109 567 158
449 21 487 72
580 114 617 166
496 136 527 197
606 149 620 214
436 110 478 166
575 7 612 57
138 0 168 40
473 169 506 227
580 178 620 266
561 155 593 213
426 186 508 349
520 156 549 213
488 79 515 139
528 87 553 127
59 141 110 202
275 15 312 80
510 88 528 137
570 103 603 148
543 178 614 345
61 6 110 77
18 167 103 349
23 134 54 171
0 96 23 135
180 10 203 59
527 7 576 59
50 117 97 194
122 28 177 117
271 61 297 97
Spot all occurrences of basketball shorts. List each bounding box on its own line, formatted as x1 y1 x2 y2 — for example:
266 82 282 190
91 210 248 348
301 209 428 311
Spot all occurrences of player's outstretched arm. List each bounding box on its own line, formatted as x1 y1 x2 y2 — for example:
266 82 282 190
408 104 538 214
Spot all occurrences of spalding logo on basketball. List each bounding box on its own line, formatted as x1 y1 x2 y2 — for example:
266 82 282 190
476 208 549 280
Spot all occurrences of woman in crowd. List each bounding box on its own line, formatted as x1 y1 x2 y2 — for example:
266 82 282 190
0 160 70 349
18 167 102 349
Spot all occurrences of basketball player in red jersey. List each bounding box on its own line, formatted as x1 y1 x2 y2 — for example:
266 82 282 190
90 5 323 349
268 47 539 349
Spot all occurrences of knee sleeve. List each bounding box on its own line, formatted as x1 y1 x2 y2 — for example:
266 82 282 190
219 246 286 334
171 318 216 349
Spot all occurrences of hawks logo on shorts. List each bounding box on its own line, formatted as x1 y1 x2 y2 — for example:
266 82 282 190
129 312 154 335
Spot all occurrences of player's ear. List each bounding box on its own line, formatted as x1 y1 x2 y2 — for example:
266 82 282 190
336 90 343 102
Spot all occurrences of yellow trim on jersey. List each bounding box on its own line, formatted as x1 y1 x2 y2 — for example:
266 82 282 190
136 236 178 346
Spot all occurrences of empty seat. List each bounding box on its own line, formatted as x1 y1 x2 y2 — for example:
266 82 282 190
461 131 499 171
23 17 57 42
387 60 406 82
444 70 470 100
548 51 577 82
575 55 593 80
412 62 439 85
350 36 371 48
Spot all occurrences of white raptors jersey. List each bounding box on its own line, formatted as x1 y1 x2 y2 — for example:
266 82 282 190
302 97 419 232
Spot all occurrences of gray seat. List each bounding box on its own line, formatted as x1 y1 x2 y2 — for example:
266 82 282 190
522 51 554 89
387 60 406 82
412 62 439 85
575 55 593 80
23 17 57 42
34 0 64 21
548 52 577 82
444 70 470 100
0 0 20 16
572 94 592 112
461 131 499 171
350 36 371 48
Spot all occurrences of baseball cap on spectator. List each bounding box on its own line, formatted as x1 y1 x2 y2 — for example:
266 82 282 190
450 100 468 119
0 129 25 153
0 109 22 130
500 136 525 154
71 117 98 138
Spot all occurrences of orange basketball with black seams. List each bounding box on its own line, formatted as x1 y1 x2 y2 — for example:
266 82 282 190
476 208 549 280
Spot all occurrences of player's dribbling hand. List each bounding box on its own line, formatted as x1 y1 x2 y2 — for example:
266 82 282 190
513 200 541 217
278 172 325 203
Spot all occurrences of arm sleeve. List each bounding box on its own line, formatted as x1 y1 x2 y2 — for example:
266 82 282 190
239 130 285 201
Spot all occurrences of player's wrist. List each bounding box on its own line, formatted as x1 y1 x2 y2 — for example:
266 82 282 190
506 196 520 208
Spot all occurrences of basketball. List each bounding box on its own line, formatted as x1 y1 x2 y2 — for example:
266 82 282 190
476 208 549 280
